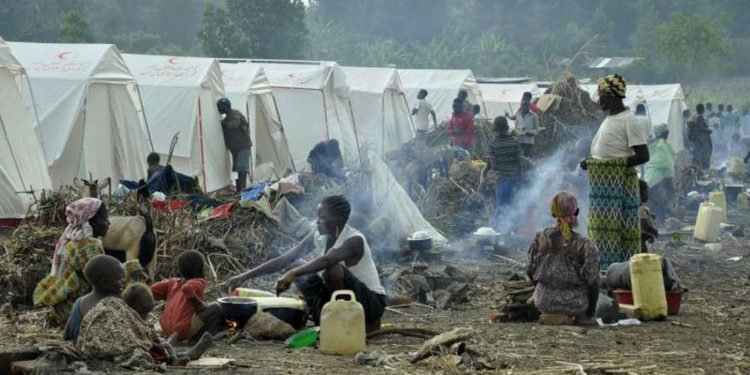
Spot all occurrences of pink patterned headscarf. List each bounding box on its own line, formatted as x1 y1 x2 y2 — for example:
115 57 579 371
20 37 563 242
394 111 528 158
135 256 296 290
50 198 103 277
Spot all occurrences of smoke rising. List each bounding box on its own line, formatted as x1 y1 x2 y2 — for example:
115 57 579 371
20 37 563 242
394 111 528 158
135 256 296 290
492 148 590 243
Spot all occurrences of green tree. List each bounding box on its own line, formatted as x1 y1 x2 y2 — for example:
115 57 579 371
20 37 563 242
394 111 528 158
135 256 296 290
198 3 252 58
199 0 306 59
650 12 729 81
59 10 94 43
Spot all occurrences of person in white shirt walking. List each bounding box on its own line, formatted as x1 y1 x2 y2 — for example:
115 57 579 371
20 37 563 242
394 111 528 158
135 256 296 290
411 89 437 133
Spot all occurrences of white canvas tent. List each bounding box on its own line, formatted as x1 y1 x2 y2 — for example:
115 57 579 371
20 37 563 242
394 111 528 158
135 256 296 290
0 38 52 222
8 42 152 187
583 83 687 152
479 82 542 122
399 69 486 123
252 61 361 170
123 54 230 192
220 62 295 181
341 66 415 156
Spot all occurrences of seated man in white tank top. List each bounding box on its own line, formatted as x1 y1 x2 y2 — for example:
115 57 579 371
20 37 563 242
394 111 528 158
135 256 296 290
224 195 386 332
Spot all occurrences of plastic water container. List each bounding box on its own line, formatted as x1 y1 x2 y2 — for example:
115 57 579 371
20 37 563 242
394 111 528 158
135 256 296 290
630 253 667 320
694 202 723 241
739 194 750 210
729 157 746 176
319 290 365 355
708 191 727 223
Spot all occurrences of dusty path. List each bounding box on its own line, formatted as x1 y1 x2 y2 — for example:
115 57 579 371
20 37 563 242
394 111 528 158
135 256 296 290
2 213 750 374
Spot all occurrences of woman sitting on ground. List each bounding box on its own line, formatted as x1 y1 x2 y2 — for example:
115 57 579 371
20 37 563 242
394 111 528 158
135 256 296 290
526 192 600 325
34 198 109 325
34 198 143 325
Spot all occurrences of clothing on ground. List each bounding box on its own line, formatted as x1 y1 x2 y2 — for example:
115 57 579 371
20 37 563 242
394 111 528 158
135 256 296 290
486 134 521 180
525 228 600 316
150 278 206 341
447 111 474 148
413 99 434 131
295 269 386 325
586 158 641 269
77 296 155 369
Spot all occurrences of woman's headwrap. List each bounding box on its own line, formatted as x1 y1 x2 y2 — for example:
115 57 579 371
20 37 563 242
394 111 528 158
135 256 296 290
597 74 627 99
550 191 579 240
51 198 103 277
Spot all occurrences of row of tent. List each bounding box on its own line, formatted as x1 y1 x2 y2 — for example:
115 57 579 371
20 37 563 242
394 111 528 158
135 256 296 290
0 39 688 221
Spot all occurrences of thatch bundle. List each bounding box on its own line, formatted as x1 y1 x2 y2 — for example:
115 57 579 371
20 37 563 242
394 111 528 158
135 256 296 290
536 76 604 155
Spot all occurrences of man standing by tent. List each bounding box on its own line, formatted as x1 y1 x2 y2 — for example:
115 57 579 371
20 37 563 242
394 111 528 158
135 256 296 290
687 103 712 170
514 101 540 158
217 98 252 191
411 89 437 133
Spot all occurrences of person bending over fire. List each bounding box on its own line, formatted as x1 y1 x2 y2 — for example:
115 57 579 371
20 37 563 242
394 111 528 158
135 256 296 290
225 195 386 332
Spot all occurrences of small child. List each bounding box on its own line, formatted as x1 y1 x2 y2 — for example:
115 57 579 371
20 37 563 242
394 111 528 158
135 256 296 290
124 283 214 366
147 152 165 179
150 250 222 343
63 255 124 343
639 180 658 252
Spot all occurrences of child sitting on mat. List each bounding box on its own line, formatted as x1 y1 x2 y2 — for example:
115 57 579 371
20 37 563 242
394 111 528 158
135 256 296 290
150 250 223 342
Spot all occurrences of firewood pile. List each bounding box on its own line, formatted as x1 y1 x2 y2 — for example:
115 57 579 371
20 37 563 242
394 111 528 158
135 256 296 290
493 280 540 322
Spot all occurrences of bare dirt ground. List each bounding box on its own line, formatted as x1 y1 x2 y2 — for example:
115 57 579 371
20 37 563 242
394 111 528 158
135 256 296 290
2 210 750 375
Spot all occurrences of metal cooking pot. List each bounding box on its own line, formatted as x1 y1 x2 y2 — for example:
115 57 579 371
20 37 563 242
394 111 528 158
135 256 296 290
218 296 258 328
408 238 432 251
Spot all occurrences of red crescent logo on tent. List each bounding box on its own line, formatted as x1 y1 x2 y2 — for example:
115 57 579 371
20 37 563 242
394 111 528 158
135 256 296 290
168 57 179 65
57 52 73 60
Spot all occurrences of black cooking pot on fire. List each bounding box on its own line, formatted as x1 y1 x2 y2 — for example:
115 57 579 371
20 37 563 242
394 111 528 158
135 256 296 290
218 296 257 328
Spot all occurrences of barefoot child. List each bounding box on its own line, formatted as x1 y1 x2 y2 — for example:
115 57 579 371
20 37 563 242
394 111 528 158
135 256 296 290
124 283 214 365
150 250 222 342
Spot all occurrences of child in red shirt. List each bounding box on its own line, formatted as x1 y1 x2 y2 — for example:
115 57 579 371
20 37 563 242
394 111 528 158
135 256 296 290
447 99 474 149
150 251 222 342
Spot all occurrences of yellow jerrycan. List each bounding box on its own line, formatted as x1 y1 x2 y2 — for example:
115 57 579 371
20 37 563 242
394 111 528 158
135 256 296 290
739 194 750 210
694 202 723 241
728 157 746 177
708 190 727 223
630 253 667 320
319 290 365 355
